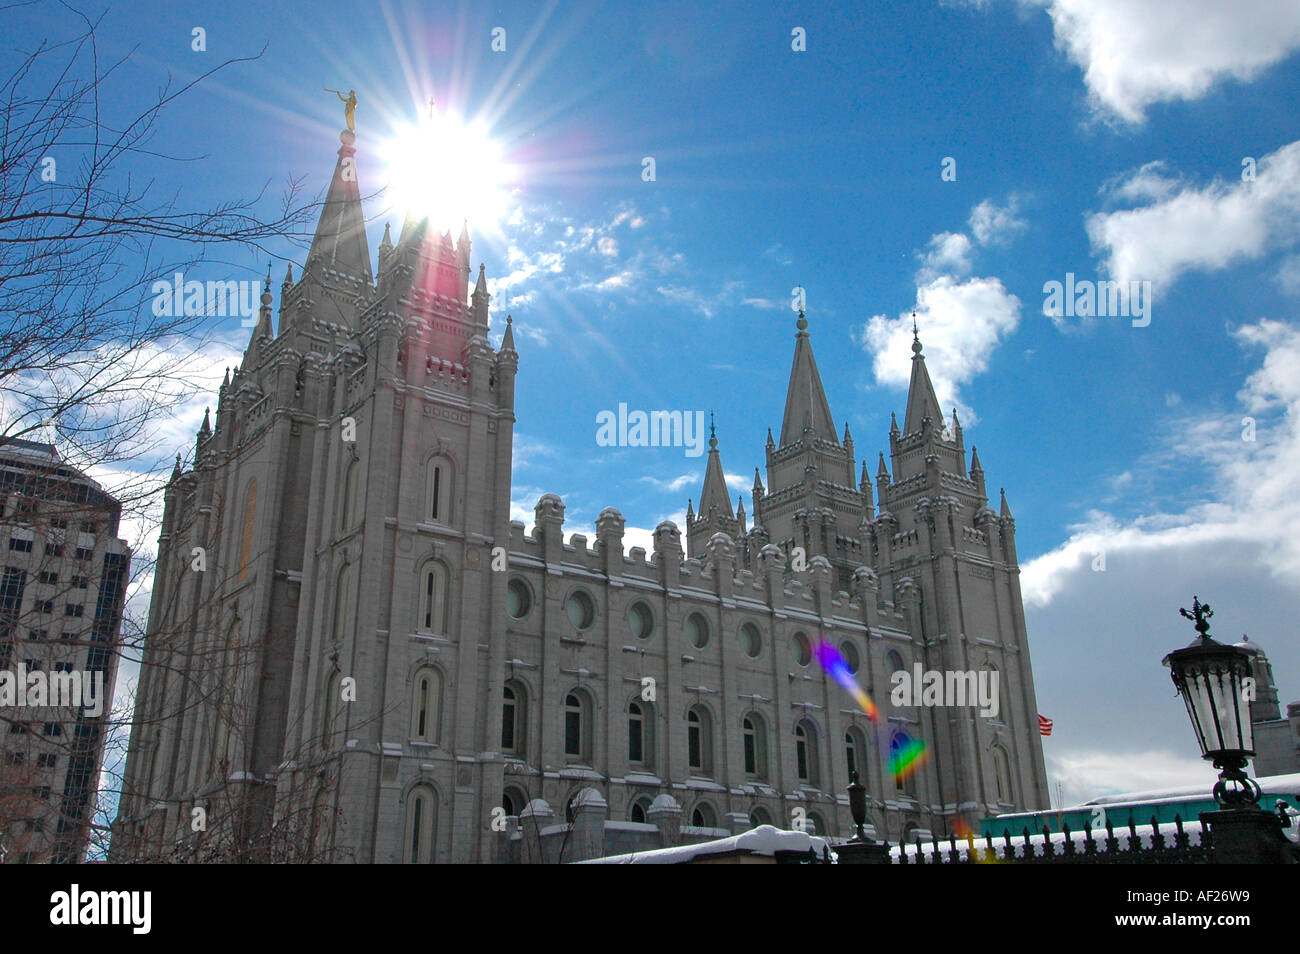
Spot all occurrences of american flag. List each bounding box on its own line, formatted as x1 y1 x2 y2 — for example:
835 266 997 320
1038 714 1053 736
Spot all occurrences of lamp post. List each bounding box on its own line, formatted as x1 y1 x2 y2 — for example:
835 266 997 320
1162 597 1259 808
1164 597 1295 863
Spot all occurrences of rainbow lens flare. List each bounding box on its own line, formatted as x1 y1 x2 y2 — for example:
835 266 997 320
888 735 928 779
814 637 878 722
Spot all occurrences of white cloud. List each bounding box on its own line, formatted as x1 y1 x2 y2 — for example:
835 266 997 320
597 236 619 257
969 197 1027 246
1087 140 1300 291
1026 0 1300 124
919 232 973 280
857 275 1021 422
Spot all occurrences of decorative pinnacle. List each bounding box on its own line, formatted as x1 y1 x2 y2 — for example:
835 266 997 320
1179 597 1214 638
796 308 807 333
911 312 922 355
709 410 717 449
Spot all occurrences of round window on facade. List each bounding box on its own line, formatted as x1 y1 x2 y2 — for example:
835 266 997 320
565 589 596 630
686 612 709 649
791 631 811 667
840 640 860 675
740 622 762 659
626 601 654 640
506 578 532 619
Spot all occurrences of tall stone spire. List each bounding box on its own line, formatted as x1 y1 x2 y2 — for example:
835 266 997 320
304 129 373 286
902 319 942 436
697 414 733 520
779 310 837 447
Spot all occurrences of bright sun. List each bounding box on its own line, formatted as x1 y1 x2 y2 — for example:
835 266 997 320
379 108 512 236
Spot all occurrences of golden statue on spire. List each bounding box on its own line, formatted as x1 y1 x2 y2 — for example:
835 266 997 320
325 88 357 132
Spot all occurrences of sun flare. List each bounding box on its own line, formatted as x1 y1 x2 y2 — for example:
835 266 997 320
378 107 512 236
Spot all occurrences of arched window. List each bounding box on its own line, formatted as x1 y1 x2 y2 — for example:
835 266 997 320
992 745 1013 804
739 621 762 658
427 456 452 523
341 459 358 529
417 562 447 634
501 681 526 755
501 786 527 819
891 732 918 799
238 480 257 581
564 689 592 760
404 785 437 863
628 700 654 767
690 802 717 829
628 796 652 824
845 726 868 783
687 705 713 775
742 712 768 779
795 720 820 787
807 811 828 837
749 806 773 828
331 564 352 645
410 668 442 743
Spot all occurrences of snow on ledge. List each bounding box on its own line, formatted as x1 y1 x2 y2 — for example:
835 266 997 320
579 825 832 864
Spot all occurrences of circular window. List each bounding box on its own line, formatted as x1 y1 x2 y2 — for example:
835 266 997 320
626 601 653 640
740 622 762 658
506 579 531 619
565 590 595 629
840 640 860 674
685 613 709 649
791 632 811 667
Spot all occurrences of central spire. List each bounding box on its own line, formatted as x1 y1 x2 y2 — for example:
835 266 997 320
779 310 837 447
305 129 373 287
902 317 942 436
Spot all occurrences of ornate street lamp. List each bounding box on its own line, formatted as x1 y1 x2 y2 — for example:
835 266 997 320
1162 597 1260 809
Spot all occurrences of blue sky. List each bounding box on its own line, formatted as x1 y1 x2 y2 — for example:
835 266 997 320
16 0 1300 807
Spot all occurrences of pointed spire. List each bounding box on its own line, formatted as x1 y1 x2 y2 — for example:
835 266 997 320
843 421 853 445
253 267 273 340
500 314 516 354
970 445 983 474
686 498 695 521
999 487 1012 519
753 466 765 494
860 460 869 488
890 411 899 436
766 427 775 448
698 420 733 520
199 407 211 437
222 367 230 389
304 129 373 285
877 451 889 478
379 222 393 252
170 454 182 483
902 319 942 436
283 262 294 288
779 310 837 446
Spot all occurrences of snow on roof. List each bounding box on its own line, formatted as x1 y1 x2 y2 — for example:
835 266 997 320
1076 773 1300 808
580 825 832 864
